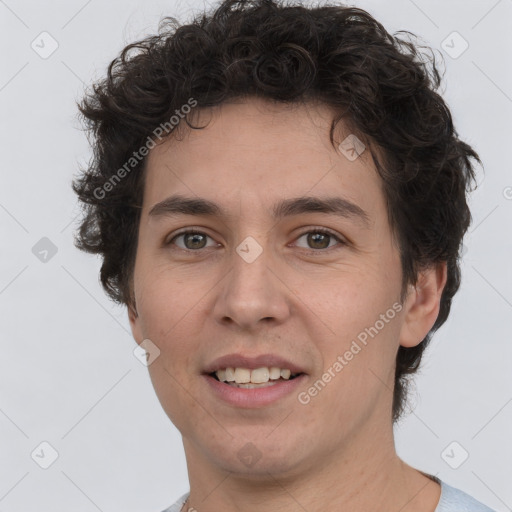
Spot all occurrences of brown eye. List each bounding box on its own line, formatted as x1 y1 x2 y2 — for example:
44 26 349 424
182 232 208 249
167 230 216 251
306 232 331 249
294 228 346 252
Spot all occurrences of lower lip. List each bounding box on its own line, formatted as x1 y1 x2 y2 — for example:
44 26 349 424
203 374 308 408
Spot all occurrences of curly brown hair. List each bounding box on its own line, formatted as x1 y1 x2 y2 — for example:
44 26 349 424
72 0 481 423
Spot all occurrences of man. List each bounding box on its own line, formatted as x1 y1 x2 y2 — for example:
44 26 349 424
72 0 493 510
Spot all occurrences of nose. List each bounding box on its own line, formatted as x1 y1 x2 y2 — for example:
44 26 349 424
212 239 291 331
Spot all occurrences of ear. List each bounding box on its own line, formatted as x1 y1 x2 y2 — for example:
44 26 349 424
128 302 144 345
399 261 448 348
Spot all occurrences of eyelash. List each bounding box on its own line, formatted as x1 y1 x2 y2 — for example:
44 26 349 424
165 227 347 255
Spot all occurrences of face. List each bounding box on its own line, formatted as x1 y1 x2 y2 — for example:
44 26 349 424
129 97 435 478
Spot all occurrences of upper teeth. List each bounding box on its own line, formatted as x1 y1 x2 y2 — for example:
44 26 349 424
215 367 295 384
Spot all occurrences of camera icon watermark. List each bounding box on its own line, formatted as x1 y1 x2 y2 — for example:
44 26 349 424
32 237 58 263
236 236 263 263
31 441 59 469
441 31 469 59
31 31 59 59
133 338 161 366
441 441 469 469
338 134 365 161
237 442 262 467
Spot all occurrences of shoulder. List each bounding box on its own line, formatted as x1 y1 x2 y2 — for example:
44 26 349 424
436 480 496 512
160 492 190 512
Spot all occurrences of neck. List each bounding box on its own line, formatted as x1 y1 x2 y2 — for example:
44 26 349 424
180 416 440 512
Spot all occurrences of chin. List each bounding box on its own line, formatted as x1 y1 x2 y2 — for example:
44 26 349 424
203 437 308 478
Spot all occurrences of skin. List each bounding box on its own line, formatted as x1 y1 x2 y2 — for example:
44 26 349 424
128 97 447 512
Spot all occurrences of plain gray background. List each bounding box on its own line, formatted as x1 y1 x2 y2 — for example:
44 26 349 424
1 0 511 510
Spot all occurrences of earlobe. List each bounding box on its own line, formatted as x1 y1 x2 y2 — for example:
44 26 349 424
399 262 448 348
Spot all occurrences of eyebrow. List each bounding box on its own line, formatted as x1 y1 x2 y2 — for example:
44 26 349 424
148 194 371 228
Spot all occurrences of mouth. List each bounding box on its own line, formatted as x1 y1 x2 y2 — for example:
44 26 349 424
208 367 305 388
202 353 308 407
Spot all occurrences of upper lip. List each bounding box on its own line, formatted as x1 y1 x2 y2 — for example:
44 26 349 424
203 353 307 375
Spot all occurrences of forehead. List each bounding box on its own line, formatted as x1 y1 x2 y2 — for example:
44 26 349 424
142 98 385 225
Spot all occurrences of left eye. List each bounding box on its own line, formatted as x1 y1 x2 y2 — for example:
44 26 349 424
294 229 345 251
167 228 345 252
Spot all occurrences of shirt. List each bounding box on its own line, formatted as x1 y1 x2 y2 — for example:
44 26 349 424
160 479 496 512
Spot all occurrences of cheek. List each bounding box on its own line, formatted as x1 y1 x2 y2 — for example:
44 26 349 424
307 268 402 391
312 269 396 338
135 259 196 333
146 362 199 434
136 277 206 431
